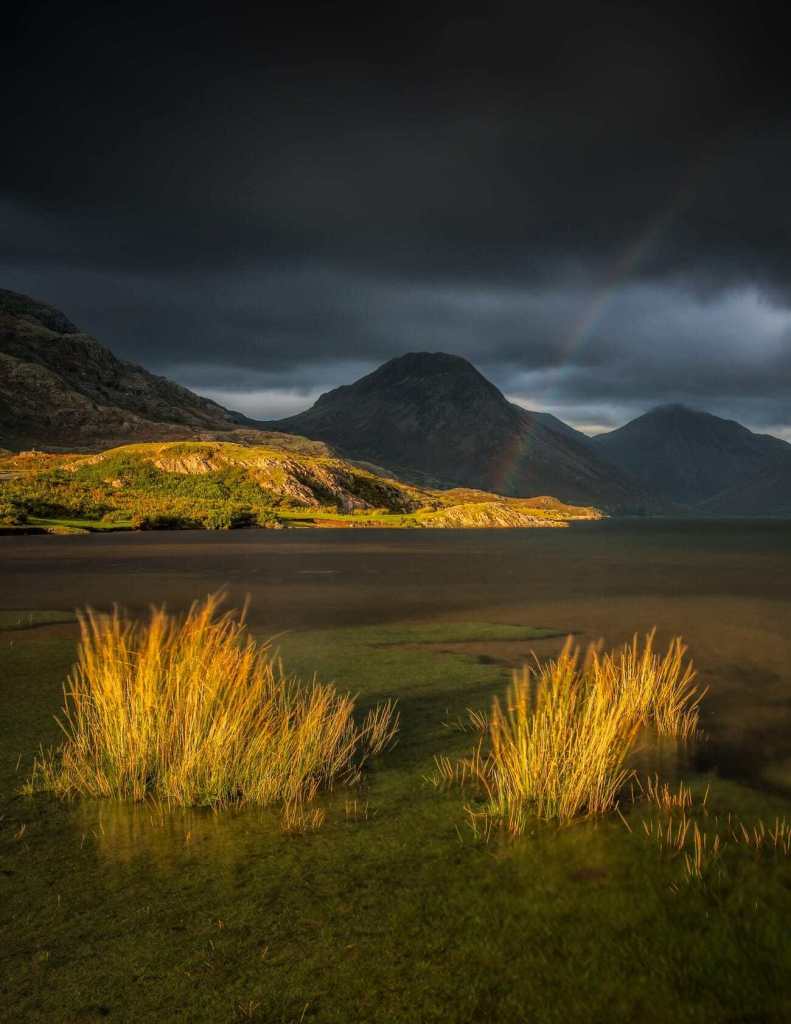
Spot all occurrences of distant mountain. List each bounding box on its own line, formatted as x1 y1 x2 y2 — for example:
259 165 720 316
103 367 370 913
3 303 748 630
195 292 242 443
6 289 785 516
591 404 791 515
0 289 274 451
265 352 650 510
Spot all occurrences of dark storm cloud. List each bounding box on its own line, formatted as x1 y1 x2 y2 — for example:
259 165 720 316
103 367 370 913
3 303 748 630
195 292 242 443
2 1 791 433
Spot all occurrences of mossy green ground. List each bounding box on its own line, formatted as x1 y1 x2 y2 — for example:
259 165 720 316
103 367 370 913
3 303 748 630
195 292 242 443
0 609 76 630
27 515 134 532
3 617 791 1023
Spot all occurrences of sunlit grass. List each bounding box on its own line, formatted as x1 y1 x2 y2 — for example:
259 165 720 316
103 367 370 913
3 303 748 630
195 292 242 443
730 816 791 855
436 632 703 830
683 822 722 881
595 628 704 739
641 773 698 812
27 594 398 817
6 610 791 1019
636 783 791 883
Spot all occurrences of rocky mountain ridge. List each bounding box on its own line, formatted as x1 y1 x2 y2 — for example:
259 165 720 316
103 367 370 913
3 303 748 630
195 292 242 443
0 289 255 449
3 289 788 516
591 403 791 515
265 352 650 512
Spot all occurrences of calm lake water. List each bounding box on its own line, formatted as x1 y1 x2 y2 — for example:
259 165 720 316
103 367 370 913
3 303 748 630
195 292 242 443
2 519 791 791
4 520 791 1022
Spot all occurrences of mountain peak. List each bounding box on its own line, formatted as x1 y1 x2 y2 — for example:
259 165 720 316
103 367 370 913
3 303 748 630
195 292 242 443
645 402 710 420
310 350 507 412
0 288 80 335
636 403 761 437
266 352 644 508
650 402 695 414
592 400 791 509
0 289 252 448
376 351 480 374
360 351 500 391
307 350 506 417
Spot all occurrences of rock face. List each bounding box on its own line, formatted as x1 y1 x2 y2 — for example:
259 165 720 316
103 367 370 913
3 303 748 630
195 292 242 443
81 441 430 513
265 352 650 511
421 501 599 528
591 404 791 515
0 289 252 450
1 440 603 526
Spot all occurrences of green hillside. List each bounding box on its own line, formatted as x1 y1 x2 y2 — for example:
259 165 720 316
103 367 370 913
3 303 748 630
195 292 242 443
0 441 603 532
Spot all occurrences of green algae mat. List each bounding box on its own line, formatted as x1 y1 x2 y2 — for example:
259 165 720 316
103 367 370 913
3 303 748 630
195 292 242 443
2 616 791 1023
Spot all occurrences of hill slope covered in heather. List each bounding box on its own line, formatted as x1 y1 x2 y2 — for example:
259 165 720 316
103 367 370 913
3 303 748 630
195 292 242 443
0 441 602 532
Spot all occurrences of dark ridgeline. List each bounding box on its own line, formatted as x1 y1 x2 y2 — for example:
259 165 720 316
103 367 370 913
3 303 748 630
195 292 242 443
0 289 254 451
2 287 789 515
268 357 791 516
265 352 648 511
591 404 791 516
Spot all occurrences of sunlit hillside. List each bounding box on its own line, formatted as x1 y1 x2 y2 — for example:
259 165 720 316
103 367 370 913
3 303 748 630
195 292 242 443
0 441 603 533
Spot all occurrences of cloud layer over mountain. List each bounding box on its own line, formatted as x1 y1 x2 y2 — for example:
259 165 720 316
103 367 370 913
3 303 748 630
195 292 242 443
3 2 790 435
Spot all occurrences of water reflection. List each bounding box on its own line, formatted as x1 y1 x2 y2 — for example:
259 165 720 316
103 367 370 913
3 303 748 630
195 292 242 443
69 788 352 871
629 728 696 786
72 798 278 867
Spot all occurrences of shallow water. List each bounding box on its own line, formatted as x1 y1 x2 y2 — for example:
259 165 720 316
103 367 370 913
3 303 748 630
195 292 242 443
2 519 790 625
3 519 791 790
3 521 791 1022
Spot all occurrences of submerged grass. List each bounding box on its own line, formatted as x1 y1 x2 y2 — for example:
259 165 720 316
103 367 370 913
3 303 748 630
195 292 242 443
731 815 791 855
27 594 398 813
632 775 791 886
5 613 791 1022
640 798 791 881
439 632 703 831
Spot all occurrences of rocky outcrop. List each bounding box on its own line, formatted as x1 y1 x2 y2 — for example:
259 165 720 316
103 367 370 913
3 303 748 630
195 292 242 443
84 441 430 513
0 289 262 450
1 440 604 526
420 501 596 528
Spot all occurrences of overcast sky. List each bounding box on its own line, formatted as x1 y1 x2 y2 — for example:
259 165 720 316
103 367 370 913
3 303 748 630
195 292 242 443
3 2 791 437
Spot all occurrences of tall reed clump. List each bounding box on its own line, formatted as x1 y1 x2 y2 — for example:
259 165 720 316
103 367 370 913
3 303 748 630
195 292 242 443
440 632 701 832
592 628 703 739
29 594 398 812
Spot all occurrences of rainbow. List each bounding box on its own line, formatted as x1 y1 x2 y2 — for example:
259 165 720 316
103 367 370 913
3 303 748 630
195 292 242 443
487 159 707 496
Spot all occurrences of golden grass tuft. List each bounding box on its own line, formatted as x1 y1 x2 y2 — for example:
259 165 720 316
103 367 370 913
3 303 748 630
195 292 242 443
592 629 704 739
729 816 791 856
635 792 791 883
29 593 398 815
642 811 693 853
683 822 721 880
439 631 702 831
641 774 699 813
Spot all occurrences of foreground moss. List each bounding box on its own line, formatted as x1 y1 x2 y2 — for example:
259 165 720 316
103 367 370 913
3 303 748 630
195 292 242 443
0 609 76 630
3 618 791 1022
